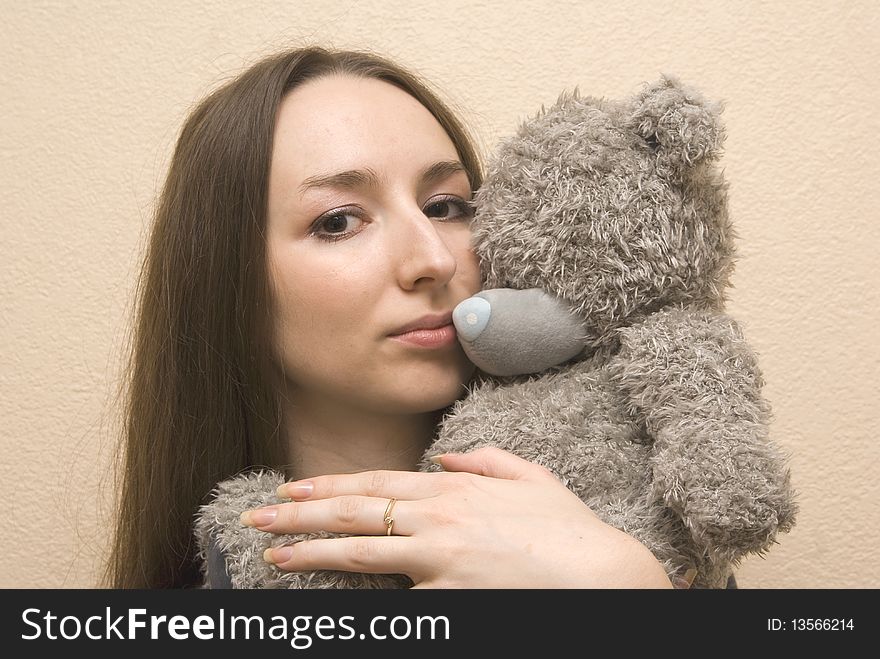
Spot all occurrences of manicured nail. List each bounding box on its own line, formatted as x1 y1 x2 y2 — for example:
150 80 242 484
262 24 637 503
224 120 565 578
240 507 277 527
672 568 698 588
277 481 314 499
264 546 294 564
428 454 446 466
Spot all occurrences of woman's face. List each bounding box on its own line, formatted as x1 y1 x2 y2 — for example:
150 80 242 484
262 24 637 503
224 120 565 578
266 74 481 415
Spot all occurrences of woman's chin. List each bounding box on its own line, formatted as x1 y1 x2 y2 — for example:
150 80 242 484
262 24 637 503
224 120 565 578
386 362 476 414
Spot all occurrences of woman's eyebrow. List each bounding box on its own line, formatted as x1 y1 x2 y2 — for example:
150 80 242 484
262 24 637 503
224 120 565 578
419 160 468 187
298 160 467 194
299 167 380 193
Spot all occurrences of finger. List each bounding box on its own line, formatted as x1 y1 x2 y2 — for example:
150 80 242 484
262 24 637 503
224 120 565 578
433 446 558 482
264 536 421 577
276 468 444 501
241 496 415 536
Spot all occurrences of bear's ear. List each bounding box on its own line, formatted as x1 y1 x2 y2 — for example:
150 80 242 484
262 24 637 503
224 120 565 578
629 75 726 171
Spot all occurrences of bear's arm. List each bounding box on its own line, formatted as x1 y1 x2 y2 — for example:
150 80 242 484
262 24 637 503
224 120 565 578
609 308 797 563
193 471 413 589
193 471 291 589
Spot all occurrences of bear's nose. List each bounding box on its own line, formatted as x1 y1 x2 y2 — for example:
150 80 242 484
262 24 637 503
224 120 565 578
452 296 492 342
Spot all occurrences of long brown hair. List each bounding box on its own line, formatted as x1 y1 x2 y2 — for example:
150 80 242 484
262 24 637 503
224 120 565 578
106 46 483 588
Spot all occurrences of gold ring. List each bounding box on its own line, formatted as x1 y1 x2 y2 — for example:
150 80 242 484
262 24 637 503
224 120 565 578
383 497 397 536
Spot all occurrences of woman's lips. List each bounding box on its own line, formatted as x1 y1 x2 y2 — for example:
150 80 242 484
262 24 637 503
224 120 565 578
388 323 457 348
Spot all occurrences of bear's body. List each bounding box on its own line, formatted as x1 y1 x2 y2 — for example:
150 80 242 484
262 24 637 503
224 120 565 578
426 76 797 588
432 308 795 588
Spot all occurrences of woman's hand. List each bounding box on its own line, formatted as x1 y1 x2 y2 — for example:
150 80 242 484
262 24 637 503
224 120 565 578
239 447 673 588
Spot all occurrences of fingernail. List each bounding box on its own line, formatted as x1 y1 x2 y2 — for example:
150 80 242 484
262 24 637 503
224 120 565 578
672 568 698 588
277 481 313 499
240 507 277 527
264 546 294 564
428 454 446 466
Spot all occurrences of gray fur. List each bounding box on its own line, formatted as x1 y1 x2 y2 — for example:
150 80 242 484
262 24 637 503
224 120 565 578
472 76 734 350
194 75 797 589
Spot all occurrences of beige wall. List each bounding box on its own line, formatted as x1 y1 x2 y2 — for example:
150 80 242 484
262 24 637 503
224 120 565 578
2 0 877 588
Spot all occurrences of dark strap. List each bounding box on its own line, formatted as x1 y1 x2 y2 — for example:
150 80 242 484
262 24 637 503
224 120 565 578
206 537 233 589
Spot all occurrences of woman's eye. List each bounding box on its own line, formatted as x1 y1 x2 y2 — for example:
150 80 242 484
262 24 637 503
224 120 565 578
423 196 475 221
311 211 363 242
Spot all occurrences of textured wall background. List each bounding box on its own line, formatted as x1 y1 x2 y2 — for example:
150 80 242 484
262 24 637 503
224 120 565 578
1 0 877 588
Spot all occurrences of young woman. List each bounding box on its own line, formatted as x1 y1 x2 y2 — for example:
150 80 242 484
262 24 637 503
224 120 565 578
107 46 674 589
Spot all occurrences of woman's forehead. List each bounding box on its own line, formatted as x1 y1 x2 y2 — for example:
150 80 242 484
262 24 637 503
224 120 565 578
271 75 459 184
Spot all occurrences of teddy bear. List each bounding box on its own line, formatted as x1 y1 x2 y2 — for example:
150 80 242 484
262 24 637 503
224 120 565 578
194 75 798 589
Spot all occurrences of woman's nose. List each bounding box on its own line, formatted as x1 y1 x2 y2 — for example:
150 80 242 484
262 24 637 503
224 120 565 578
395 210 458 290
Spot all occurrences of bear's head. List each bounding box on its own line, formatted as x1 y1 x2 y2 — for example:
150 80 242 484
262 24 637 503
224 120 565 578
470 76 735 350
